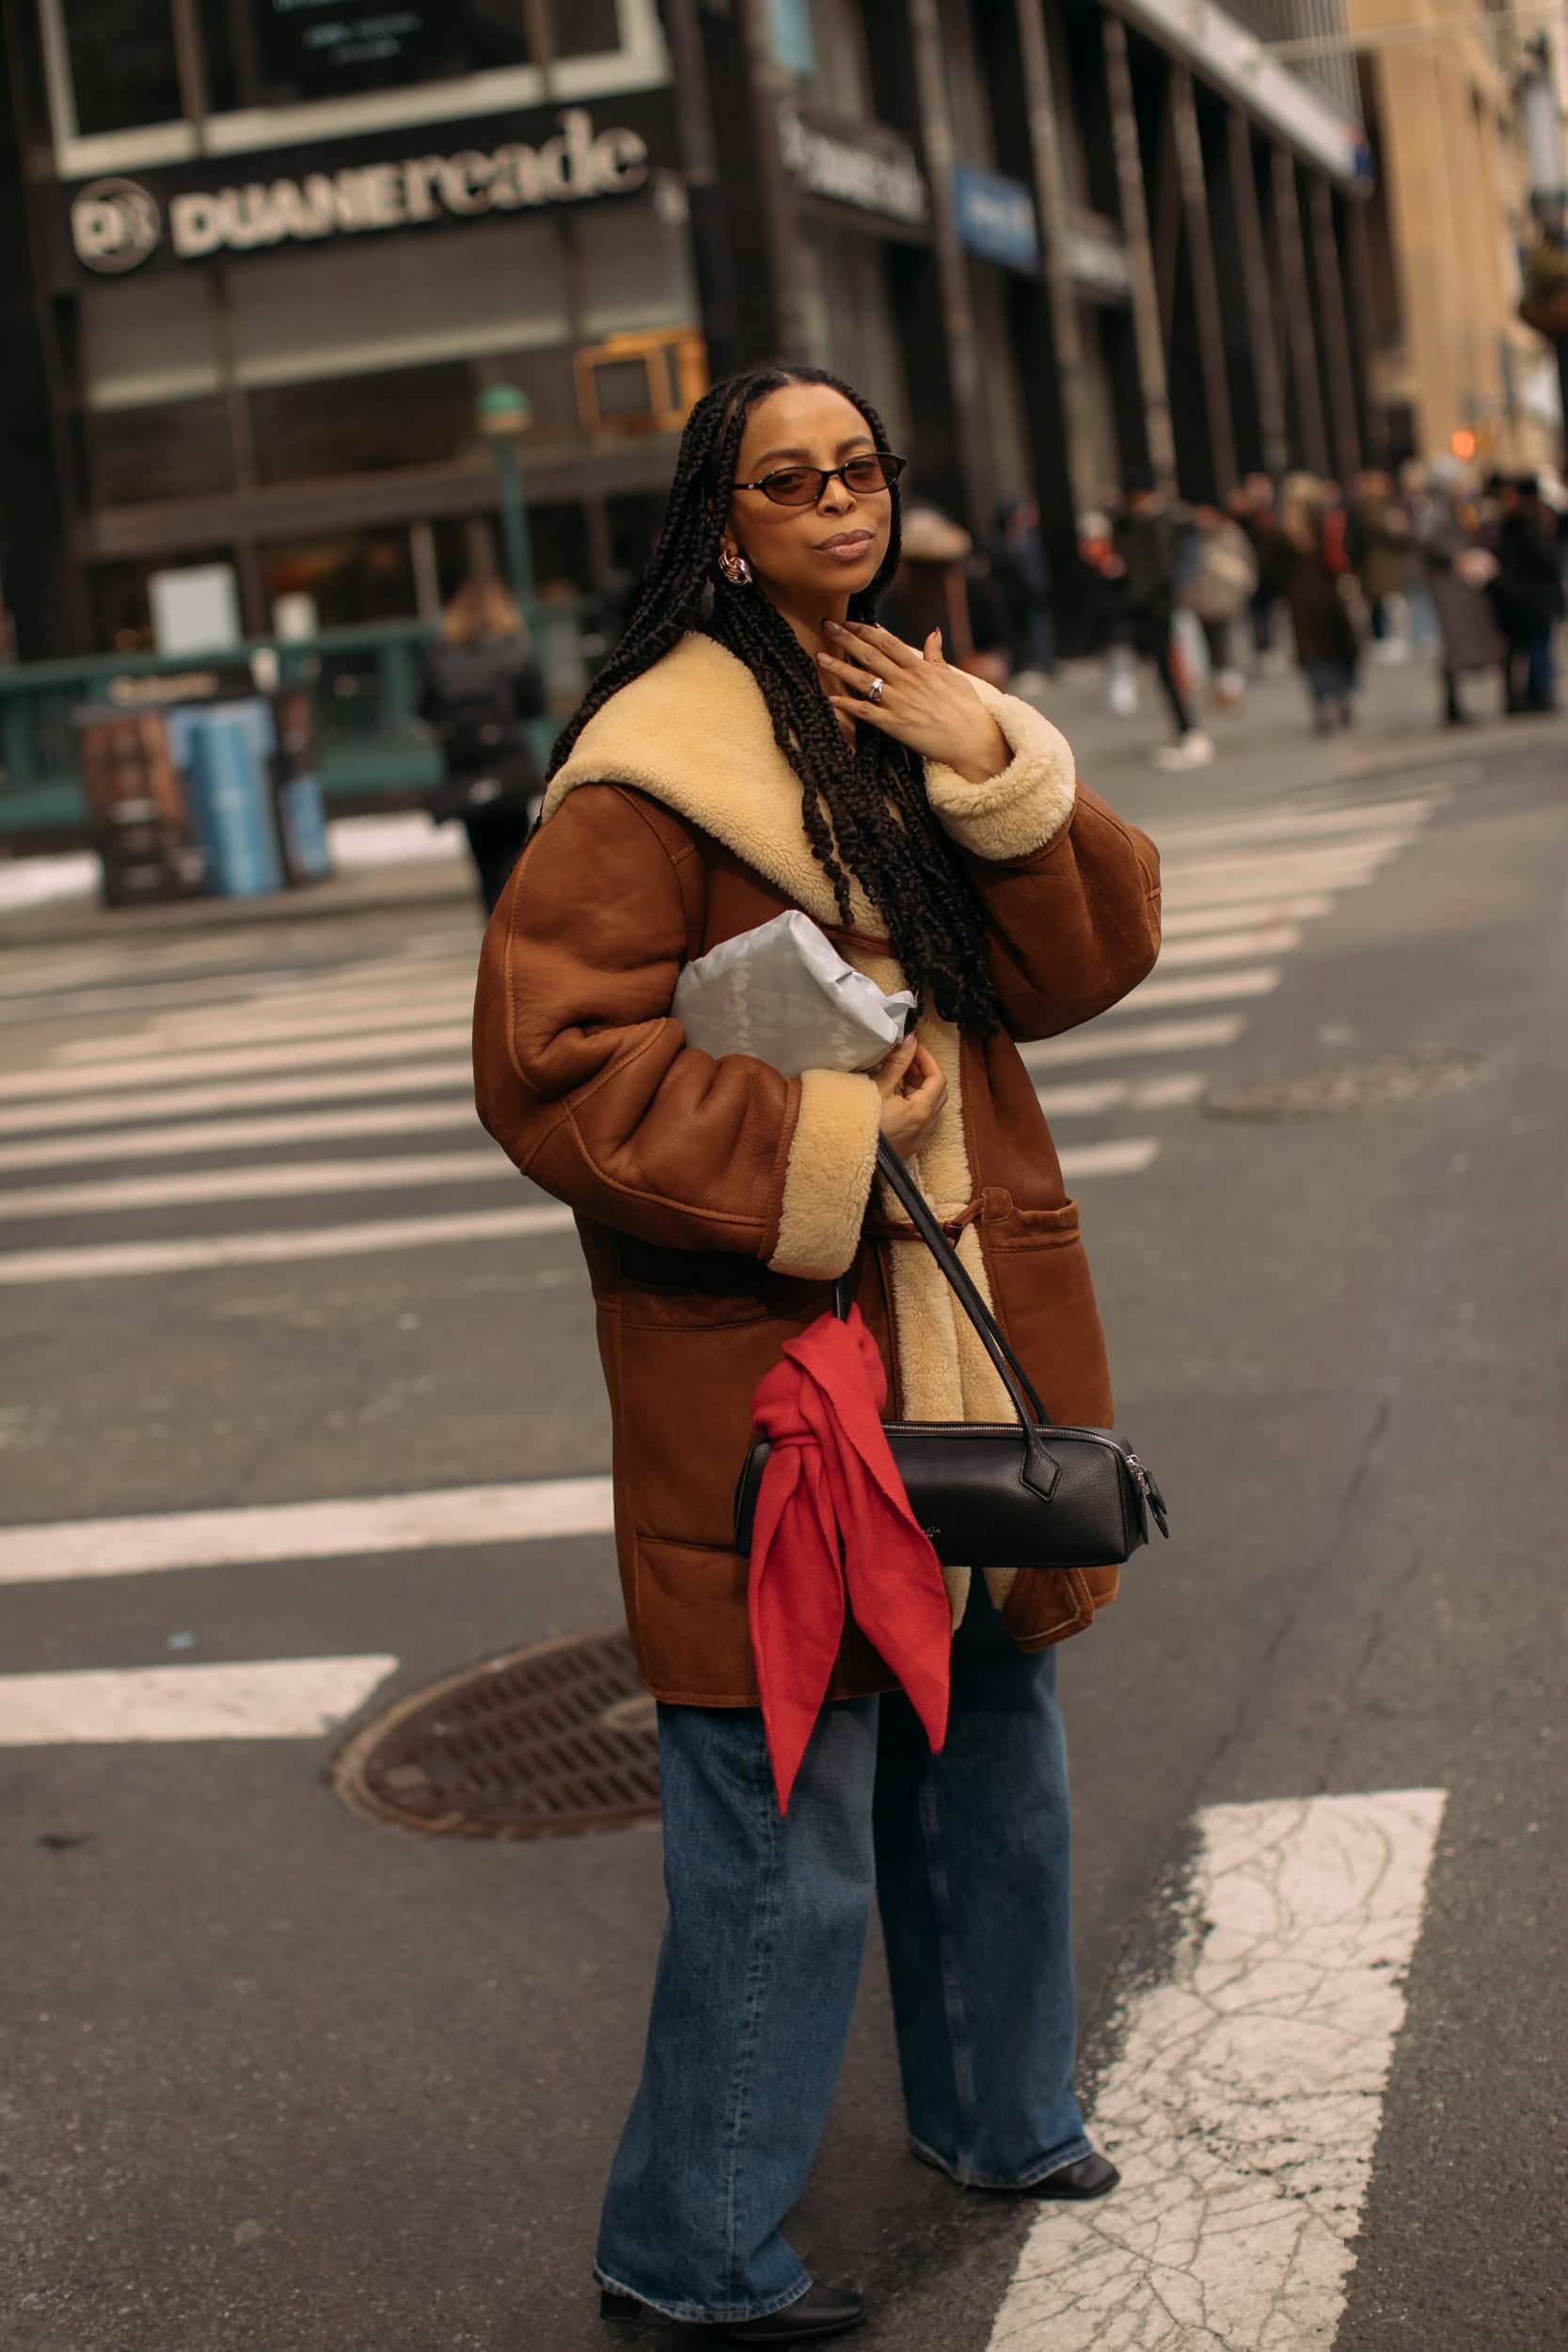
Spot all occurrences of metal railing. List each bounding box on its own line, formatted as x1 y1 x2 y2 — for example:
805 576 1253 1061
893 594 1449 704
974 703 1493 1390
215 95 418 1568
0 603 605 839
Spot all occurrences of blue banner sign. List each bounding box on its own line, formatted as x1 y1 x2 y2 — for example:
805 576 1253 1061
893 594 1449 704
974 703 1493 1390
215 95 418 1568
951 164 1039 272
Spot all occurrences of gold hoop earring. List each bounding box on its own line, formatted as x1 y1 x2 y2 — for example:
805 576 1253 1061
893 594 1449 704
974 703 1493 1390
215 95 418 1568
719 548 752 587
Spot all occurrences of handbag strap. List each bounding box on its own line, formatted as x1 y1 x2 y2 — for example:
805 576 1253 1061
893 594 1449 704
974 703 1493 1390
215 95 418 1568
872 1140 1052 1429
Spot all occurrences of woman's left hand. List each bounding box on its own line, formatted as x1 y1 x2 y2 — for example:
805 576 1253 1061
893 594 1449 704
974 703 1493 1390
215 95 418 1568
816 621 1010 785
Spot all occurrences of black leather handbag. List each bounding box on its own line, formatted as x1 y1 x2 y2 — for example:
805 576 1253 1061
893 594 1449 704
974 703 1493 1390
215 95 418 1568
735 1139 1169 1569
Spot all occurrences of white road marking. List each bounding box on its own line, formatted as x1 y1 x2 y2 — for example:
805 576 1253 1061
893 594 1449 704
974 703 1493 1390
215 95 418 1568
0 1656 400 1743
53 991 474 1064
1162 897 1334 936
1112 967 1279 1012
1161 846 1406 898
1058 1137 1162 1177
0 1476 617 1585
0 1020 469 1104
0 1203 576 1284
0 1059 469 1139
987 1788 1448 2352
1160 862 1389 910
1153 796 1442 850
0 1100 483 1175
1153 926 1302 966
1024 1016 1244 1069
0 1147 515 1220
1036 1073 1206 1118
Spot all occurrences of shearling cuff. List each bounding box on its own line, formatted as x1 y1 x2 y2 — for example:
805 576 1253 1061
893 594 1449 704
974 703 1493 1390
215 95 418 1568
768 1069 880 1280
924 685 1077 862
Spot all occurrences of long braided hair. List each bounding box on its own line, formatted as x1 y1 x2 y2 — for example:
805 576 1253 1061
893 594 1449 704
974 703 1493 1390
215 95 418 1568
548 362 1001 1033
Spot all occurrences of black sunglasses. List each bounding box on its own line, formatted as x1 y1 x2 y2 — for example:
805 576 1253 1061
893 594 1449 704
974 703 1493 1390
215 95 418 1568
734 452 908 508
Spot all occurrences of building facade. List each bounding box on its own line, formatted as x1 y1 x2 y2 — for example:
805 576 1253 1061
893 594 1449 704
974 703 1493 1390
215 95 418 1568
0 0 1374 660
1352 0 1564 469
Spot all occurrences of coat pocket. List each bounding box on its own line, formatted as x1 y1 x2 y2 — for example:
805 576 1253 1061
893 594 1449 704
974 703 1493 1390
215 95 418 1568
978 1189 1115 1429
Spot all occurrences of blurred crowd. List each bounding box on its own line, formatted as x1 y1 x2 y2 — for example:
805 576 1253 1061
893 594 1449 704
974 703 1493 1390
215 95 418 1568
1070 459 1568 767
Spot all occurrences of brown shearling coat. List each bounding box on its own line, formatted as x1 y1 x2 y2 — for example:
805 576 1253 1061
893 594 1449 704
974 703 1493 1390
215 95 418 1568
473 633 1162 1706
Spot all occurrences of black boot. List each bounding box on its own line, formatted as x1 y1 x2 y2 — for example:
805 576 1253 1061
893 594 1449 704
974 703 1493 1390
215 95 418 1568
1022 2150 1120 2201
601 2283 866 2344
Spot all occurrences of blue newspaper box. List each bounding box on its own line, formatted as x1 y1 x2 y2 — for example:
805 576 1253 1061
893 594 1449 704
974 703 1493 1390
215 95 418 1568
177 706 284 898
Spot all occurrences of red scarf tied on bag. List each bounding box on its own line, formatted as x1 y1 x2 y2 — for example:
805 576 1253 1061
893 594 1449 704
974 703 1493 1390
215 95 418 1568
747 1305 952 1812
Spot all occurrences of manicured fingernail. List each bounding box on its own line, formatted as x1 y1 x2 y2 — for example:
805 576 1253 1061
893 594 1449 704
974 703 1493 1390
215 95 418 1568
823 618 840 631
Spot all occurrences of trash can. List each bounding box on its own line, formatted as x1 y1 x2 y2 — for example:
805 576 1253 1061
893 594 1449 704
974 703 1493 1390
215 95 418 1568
176 705 285 898
71 707 205 910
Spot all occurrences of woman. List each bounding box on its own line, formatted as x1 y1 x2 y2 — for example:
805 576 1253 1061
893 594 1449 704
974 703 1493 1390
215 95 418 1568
1181 503 1258 707
1278 473 1361 733
419 575 544 912
1418 459 1505 725
473 363 1161 2345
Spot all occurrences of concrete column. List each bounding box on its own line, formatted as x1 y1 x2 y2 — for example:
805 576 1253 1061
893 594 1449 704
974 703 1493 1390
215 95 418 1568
1172 65 1238 500
1014 0 1101 516
1271 144 1331 475
1309 179 1363 480
1103 13 1178 491
1227 111 1290 480
907 0 995 528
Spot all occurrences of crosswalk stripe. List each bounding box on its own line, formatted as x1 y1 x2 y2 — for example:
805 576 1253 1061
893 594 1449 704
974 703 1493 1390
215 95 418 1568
1024 1015 1243 1068
1153 795 1443 849
1162 894 1334 935
0 1656 400 1743
0 1099 483 1175
1161 841 1408 890
988 1788 1448 2352
1160 861 1390 909
1153 924 1301 965
0 1147 515 1219
1058 1136 1161 1176
1036 1073 1205 1117
2 1019 469 1104
1112 965 1279 1010
0 1203 577 1284
0 1059 470 1139
0 1476 618 1584
54 990 475 1065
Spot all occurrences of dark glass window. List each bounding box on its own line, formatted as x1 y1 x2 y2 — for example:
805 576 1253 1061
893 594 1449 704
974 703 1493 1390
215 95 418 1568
250 359 477 484
64 0 182 136
197 0 624 109
87 399 238 504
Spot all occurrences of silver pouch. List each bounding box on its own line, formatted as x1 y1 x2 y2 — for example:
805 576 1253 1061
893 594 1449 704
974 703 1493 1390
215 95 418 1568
671 910 917 1076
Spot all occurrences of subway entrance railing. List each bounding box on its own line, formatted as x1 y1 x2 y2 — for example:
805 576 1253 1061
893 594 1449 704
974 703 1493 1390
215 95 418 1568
0 604 604 843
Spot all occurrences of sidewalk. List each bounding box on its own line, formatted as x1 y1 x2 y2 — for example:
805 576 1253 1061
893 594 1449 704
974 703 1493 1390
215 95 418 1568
3 656 1560 952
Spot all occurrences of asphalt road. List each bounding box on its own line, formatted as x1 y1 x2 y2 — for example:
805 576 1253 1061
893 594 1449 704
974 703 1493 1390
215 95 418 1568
1 663 1564 2352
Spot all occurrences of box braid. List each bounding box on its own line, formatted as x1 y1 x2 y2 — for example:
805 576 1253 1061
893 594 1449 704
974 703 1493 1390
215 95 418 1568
547 363 1002 1034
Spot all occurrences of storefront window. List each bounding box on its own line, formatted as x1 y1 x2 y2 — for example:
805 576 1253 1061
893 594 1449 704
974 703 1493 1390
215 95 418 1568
251 358 477 483
61 0 182 138
87 398 238 505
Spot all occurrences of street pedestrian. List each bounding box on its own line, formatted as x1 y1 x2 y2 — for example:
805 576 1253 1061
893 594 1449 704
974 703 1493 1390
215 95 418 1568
418 576 544 913
987 493 1056 689
473 361 1161 2347
1490 474 1563 713
1278 473 1362 734
1072 508 1137 713
878 503 1012 685
1181 503 1259 708
1347 469 1413 659
1230 472 1289 669
1114 473 1213 768
1417 459 1506 726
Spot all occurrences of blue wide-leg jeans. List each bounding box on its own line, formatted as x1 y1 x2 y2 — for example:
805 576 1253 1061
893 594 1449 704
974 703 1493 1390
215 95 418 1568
594 1581 1088 2324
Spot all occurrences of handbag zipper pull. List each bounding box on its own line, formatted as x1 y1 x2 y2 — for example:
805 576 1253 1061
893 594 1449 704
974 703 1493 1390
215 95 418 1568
1127 1454 1170 1539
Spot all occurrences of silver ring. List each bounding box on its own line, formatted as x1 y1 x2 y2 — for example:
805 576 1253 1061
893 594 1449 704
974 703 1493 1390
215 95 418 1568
866 675 885 705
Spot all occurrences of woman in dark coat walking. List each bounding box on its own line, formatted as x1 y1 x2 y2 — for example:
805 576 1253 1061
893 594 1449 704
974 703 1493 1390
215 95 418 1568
1279 474 1361 733
420 577 544 912
473 363 1160 2344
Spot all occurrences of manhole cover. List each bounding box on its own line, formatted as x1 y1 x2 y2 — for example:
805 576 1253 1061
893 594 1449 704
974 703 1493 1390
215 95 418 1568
333 1629 660 1839
1201 1045 1497 1123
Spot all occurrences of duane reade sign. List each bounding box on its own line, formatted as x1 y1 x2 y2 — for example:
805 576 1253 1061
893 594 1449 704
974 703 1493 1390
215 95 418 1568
67 101 662 275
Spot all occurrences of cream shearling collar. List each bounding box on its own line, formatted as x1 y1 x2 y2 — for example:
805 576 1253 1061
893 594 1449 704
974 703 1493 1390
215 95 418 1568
543 631 864 928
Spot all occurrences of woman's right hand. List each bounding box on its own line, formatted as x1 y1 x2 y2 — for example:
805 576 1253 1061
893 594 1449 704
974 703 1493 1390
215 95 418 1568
875 1036 948 1161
